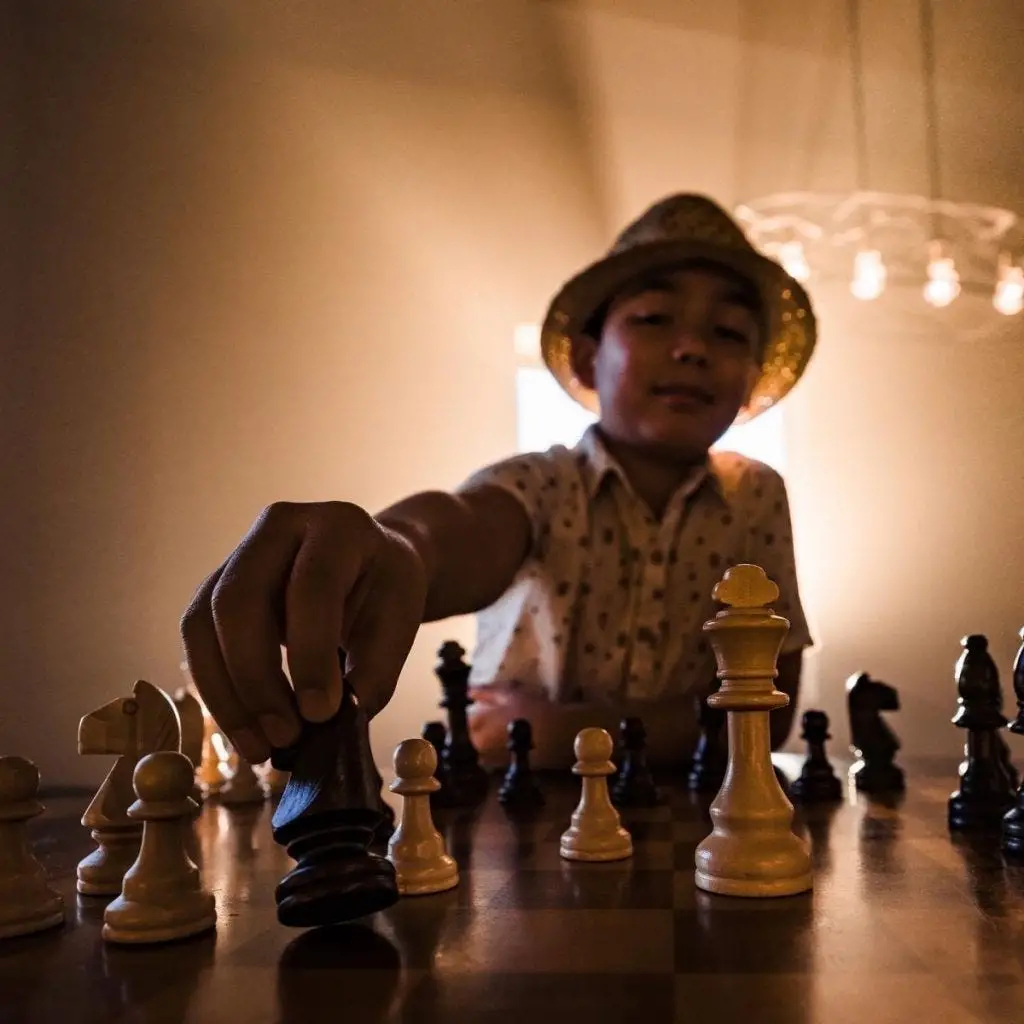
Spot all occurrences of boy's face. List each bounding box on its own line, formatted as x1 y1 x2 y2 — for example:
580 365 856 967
571 263 762 461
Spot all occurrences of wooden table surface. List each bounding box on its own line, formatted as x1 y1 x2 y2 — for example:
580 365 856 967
3 756 1024 1024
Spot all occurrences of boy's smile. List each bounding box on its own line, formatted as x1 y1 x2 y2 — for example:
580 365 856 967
570 262 763 462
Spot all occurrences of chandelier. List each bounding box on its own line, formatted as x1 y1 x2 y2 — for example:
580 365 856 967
735 0 1023 318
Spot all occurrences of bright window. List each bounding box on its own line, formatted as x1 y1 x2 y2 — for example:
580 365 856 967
513 325 787 471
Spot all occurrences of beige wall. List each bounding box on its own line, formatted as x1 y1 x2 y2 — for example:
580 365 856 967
4 0 1023 788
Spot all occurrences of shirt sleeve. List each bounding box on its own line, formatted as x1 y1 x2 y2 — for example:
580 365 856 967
743 465 813 654
455 447 567 557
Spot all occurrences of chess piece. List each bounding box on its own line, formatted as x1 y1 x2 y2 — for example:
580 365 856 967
103 751 217 944
846 672 905 793
789 710 842 803
433 641 489 807
219 758 268 806
498 718 544 808
611 717 661 807
948 634 1016 831
197 712 228 796
77 680 181 895
172 686 206 806
422 720 447 804
270 656 398 928
262 763 290 799
693 565 812 898
688 692 728 793
1001 628 1024 857
0 757 65 940
386 738 459 895
560 728 633 862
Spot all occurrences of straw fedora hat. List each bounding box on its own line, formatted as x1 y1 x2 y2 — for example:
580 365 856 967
540 194 817 423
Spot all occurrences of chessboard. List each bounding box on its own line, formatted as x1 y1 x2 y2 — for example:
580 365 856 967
3 756 1024 1024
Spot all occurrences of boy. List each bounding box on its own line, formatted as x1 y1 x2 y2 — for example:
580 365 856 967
180 193 816 771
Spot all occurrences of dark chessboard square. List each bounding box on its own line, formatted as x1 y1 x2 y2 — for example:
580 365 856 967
403 971 675 1024
487 865 674 910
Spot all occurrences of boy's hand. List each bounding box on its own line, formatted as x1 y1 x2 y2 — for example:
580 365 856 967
180 501 428 765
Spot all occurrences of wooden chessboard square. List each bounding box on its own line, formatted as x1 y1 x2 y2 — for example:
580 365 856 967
377 907 676 973
672 902 933 974
400 971 676 1023
486 863 674 910
673 973 991 1024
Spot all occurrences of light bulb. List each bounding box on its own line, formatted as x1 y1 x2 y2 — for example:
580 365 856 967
993 260 1024 316
923 242 960 308
850 249 886 301
778 240 810 283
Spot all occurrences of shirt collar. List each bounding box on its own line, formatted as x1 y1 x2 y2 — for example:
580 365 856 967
574 424 726 506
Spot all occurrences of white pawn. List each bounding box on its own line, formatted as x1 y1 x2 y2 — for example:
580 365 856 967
218 757 268 806
0 757 65 939
560 728 633 862
103 751 217 944
387 738 458 895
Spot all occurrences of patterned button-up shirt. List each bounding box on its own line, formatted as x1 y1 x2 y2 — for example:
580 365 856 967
458 425 811 703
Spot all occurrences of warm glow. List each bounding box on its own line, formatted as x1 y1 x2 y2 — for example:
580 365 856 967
993 260 1024 316
778 240 810 283
211 731 231 768
514 323 542 364
923 242 960 307
850 249 886 300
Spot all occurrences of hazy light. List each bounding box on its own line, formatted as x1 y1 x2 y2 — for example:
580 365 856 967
993 260 1024 316
923 242 960 308
514 323 541 363
850 249 886 301
778 240 810 283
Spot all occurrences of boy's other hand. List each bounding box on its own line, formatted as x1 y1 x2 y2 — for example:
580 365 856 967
180 501 428 765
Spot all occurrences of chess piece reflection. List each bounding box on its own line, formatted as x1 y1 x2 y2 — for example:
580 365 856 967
278 925 401 1024
560 728 633 862
846 673 906 794
693 565 812 898
0 756 65 939
77 680 182 896
790 710 842 803
948 635 1016 831
270 665 398 928
103 751 217 944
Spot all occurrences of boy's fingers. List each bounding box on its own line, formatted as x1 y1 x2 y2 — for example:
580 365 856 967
342 595 422 720
283 527 364 723
209 506 304 748
180 565 270 765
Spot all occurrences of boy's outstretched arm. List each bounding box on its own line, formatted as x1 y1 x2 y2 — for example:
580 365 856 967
376 486 530 623
180 485 531 765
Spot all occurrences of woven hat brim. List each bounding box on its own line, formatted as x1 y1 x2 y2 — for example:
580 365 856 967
540 239 816 423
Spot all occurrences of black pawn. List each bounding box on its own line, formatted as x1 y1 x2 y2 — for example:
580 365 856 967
948 634 1016 832
498 719 544 808
1001 629 1024 857
610 717 660 807
433 641 489 808
688 694 727 793
846 672 905 793
270 658 398 928
789 710 842 803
